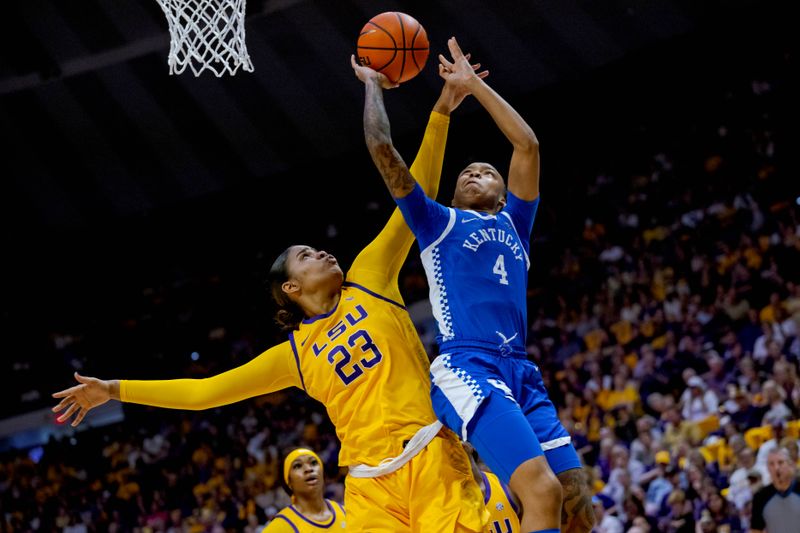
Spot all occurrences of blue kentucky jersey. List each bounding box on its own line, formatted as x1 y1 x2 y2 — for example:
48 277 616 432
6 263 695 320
396 183 539 356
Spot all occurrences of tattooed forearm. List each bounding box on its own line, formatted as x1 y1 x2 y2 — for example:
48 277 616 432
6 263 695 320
363 79 416 197
558 468 595 533
370 144 416 197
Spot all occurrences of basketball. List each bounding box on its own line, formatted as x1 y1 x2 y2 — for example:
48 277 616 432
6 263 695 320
357 12 429 84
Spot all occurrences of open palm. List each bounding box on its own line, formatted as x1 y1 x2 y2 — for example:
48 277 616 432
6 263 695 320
52 372 111 427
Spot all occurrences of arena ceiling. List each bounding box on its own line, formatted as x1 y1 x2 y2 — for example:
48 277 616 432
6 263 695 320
1 0 765 232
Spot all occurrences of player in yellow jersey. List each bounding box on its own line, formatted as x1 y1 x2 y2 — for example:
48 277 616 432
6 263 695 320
263 448 346 532
464 443 521 533
52 49 489 533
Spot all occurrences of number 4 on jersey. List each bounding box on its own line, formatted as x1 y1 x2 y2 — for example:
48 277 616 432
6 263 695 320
493 254 509 285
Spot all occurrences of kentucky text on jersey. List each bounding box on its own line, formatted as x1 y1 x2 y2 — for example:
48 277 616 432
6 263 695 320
462 226 524 261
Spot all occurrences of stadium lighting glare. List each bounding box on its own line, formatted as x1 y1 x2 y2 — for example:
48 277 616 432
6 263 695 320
190 351 200 361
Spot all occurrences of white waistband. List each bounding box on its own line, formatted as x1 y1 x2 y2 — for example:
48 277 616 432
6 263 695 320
541 436 572 451
347 420 443 478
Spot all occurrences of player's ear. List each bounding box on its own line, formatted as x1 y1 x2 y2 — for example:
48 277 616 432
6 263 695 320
497 196 507 210
282 279 300 296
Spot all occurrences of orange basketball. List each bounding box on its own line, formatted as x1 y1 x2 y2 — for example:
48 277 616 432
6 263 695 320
357 12 429 84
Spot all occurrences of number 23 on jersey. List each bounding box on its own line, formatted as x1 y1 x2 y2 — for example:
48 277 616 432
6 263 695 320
311 304 384 385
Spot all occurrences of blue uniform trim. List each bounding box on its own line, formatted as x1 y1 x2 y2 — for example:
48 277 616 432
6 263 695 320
288 333 307 392
439 339 527 359
287 500 338 528
273 515 300 533
342 282 406 310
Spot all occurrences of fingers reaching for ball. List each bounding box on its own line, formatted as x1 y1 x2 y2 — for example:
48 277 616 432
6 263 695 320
447 36 466 61
438 43 489 85
350 55 399 89
439 51 488 77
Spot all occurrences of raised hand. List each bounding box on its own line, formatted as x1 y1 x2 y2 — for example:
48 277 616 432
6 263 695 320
351 55 399 89
52 372 116 427
438 37 485 91
438 51 489 113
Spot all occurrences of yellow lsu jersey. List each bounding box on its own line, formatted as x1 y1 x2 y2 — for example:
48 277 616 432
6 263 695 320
481 471 521 533
119 262 438 471
119 112 450 472
265 500 346 532
289 281 438 466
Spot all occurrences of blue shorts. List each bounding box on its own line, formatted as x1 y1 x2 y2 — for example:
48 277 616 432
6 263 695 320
430 350 581 484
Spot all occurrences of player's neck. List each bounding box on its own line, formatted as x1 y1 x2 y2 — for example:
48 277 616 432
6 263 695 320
299 289 341 319
294 496 330 519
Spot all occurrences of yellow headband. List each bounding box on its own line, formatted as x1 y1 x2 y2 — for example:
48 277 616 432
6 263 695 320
283 448 323 486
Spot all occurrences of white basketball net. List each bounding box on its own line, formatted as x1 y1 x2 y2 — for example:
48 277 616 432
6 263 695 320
156 0 254 77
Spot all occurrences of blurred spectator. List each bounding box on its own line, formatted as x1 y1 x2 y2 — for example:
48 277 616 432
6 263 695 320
727 447 762 511
592 495 623 533
662 489 694 533
643 455 673 516
680 376 719 423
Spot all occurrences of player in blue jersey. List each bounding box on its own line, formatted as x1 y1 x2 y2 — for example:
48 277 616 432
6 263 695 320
351 38 594 533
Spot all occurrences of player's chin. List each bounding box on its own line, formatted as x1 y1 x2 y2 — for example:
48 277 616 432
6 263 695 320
459 182 480 193
466 191 494 208
455 187 482 203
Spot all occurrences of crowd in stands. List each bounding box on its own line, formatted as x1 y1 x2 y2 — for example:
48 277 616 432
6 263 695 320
520 45 798 533
2 18 798 533
1 393 343 532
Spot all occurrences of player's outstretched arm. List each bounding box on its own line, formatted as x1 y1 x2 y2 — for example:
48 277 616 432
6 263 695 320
348 70 476 298
347 54 488 298
52 342 300 426
440 37 540 201
350 53 487 200
351 55 415 199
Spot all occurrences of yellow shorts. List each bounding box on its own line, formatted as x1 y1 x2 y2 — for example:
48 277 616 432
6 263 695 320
345 429 488 532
